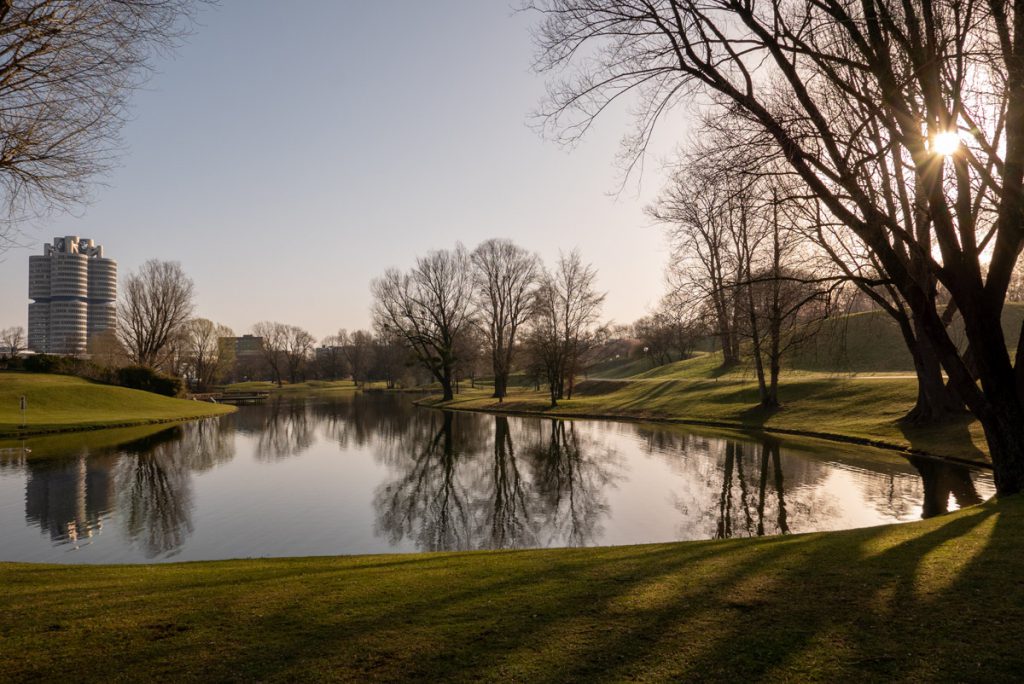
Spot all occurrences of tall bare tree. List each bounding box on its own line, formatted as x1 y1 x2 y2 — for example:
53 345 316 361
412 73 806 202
651 165 744 367
117 259 194 369
526 251 605 406
252 322 314 386
0 1 204 251
371 246 475 401
337 329 376 387
471 239 539 400
530 0 1024 494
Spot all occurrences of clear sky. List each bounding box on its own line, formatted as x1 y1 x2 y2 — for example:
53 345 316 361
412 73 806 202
0 1 687 341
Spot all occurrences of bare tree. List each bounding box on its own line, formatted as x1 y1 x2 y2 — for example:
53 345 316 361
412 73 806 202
252 322 314 386
314 334 349 381
282 326 314 384
371 246 475 401
633 302 701 368
252 322 286 387
529 0 1024 494
1 325 24 357
526 251 605 406
117 259 194 369
0 1 204 252
180 318 234 391
337 329 376 387
471 239 539 400
651 166 745 367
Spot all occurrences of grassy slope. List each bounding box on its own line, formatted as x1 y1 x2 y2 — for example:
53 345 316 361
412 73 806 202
2 495 1021 681
433 359 989 464
0 372 233 437
434 307 1024 466
788 302 1024 373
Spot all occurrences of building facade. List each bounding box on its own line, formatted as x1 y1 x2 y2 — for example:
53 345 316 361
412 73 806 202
218 334 265 381
28 236 117 355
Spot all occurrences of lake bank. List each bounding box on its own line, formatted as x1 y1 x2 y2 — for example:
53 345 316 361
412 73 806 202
0 372 235 439
1 493 1019 680
419 375 990 467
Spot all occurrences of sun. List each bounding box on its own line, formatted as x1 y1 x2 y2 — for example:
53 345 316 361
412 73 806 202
931 131 961 156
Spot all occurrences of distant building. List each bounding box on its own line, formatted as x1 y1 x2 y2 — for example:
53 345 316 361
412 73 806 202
220 334 264 359
28 236 117 355
219 334 265 381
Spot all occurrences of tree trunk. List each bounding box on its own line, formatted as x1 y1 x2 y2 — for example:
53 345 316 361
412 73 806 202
979 402 1024 496
898 316 962 423
746 283 769 406
440 374 454 402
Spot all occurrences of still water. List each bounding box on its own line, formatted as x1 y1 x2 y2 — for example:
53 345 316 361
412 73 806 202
0 392 994 564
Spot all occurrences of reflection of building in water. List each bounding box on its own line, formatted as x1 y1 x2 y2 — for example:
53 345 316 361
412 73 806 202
24 453 117 547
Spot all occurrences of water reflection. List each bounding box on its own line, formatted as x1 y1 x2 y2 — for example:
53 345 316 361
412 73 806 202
25 452 116 549
909 455 983 518
0 393 997 563
115 430 194 558
12 419 234 558
374 415 620 551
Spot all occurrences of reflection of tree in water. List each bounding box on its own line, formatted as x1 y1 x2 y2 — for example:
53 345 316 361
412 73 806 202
374 412 618 551
909 455 983 518
176 417 236 471
523 420 617 548
253 398 315 461
475 416 537 549
869 472 922 520
710 441 787 539
114 429 195 558
375 411 473 551
755 440 788 536
314 392 417 450
108 418 236 558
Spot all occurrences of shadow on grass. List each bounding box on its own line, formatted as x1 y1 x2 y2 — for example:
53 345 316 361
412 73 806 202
5 498 1022 681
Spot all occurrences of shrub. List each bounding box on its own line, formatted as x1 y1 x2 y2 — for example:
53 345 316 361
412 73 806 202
13 355 183 397
115 366 183 397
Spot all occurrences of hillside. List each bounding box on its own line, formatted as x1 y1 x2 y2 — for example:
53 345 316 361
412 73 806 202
632 303 1024 378
0 372 234 437
788 302 1024 373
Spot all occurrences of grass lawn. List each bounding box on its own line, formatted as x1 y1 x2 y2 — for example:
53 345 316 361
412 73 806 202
224 379 358 393
0 372 234 437
429 359 990 465
1 494 1020 681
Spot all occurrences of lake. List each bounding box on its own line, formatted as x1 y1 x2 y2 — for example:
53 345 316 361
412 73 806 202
0 392 994 563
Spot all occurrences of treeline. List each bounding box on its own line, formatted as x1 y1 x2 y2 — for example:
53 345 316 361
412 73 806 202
371 240 605 406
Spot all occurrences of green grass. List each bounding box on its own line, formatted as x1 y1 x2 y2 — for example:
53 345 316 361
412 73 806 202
0 372 234 437
2 495 1021 681
224 379 358 393
430 367 989 464
766 303 1022 373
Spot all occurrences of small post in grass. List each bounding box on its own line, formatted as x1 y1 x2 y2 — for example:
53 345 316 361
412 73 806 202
19 395 27 428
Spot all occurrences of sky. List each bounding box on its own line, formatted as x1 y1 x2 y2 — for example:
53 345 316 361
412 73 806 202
0 1 688 341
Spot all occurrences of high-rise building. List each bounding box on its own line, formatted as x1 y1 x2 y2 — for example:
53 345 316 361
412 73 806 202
28 236 117 355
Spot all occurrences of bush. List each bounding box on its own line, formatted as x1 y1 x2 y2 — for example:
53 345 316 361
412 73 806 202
12 355 183 397
115 366 183 397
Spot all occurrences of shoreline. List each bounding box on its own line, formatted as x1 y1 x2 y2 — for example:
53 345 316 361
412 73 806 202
415 391 993 471
0 407 236 441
